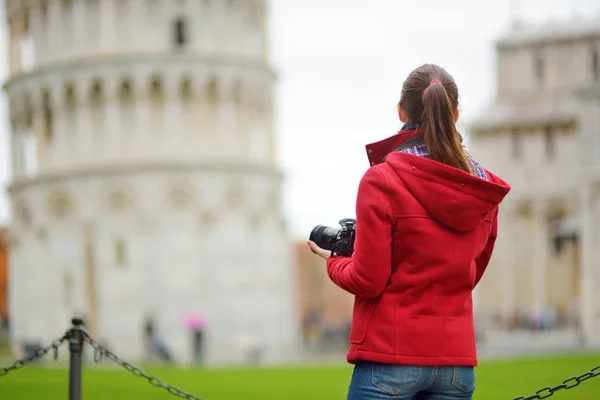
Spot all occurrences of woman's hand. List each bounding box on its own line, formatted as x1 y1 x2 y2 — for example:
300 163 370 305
307 241 330 260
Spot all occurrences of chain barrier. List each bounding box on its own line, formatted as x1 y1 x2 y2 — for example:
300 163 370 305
513 364 600 400
1 320 598 400
0 335 67 378
83 334 205 400
0 318 205 400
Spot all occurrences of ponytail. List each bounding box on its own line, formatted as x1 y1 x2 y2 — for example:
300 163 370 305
420 81 470 173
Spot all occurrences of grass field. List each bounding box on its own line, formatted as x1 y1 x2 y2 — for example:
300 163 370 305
1 354 599 399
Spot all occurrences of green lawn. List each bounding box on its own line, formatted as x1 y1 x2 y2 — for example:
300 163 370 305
1 354 599 399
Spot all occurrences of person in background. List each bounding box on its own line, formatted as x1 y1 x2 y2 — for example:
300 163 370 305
192 326 205 365
144 316 173 363
309 64 511 399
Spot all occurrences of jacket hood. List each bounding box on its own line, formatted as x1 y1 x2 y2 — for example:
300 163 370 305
384 153 511 232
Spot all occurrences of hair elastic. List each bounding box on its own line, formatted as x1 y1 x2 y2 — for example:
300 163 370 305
429 79 441 86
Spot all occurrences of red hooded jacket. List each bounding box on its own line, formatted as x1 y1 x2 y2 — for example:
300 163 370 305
326 129 511 366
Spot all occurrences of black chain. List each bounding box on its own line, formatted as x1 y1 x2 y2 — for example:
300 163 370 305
2 325 599 400
0 335 67 378
513 364 600 399
83 335 205 400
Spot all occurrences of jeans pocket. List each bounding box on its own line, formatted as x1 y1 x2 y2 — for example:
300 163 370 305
451 366 476 393
371 363 422 395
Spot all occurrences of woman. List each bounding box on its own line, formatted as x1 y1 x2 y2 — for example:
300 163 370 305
308 64 510 400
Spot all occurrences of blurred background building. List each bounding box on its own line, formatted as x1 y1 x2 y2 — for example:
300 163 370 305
295 241 352 354
3 0 300 365
471 18 600 347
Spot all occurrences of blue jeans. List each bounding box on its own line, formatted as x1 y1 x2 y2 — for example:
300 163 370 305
347 361 475 400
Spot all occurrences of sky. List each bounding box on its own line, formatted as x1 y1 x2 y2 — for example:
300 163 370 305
0 0 599 239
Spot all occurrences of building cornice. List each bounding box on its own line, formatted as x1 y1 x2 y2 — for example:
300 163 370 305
7 161 284 192
503 186 583 204
577 84 600 100
468 91 588 134
469 109 578 134
496 18 600 49
3 53 277 92
470 116 577 134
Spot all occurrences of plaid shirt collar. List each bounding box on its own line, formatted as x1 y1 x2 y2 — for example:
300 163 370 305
366 124 488 180
365 126 422 167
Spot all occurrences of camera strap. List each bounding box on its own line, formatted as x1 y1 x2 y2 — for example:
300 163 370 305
393 134 425 152
393 131 464 152
382 134 426 162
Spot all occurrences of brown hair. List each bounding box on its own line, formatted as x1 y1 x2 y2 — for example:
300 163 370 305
399 64 470 173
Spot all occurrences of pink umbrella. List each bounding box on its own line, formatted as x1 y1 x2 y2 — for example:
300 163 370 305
181 313 207 330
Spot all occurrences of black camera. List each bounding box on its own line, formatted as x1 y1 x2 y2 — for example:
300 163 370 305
309 218 356 257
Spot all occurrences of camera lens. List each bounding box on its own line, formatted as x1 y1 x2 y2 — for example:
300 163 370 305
309 225 340 251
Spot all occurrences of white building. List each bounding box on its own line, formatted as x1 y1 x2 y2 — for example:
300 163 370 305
470 18 600 346
4 0 300 365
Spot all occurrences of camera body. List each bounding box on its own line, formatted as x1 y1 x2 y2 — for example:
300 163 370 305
309 218 356 257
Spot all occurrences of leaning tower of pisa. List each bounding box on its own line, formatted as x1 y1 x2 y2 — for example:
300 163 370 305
4 0 300 364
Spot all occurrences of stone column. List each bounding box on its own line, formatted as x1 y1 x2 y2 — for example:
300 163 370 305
85 0 100 51
248 85 271 165
62 0 74 58
217 77 236 159
148 77 167 159
193 74 212 157
179 76 197 157
15 94 30 177
194 0 210 53
143 0 164 52
236 82 251 161
163 74 181 157
129 0 144 51
100 0 116 53
47 0 61 63
48 83 65 170
114 0 131 51
118 76 138 157
35 86 56 169
62 87 80 167
103 77 121 162
501 202 518 321
7 19 15 73
31 92 48 170
594 198 600 346
133 73 151 161
75 79 92 166
265 87 276 166
580 184 596 344
531 200 549 318
213 0 227 54
8 17 22 73
229 2 242 56
11 121 24 180
39 3 50 65
72 0 87 57
28 4 42 68
259 1 269 62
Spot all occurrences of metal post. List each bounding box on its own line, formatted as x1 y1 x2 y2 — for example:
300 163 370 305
68 317 85 400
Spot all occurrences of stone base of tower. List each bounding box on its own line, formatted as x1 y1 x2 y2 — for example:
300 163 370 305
91 311 303 366
8 163 301 366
